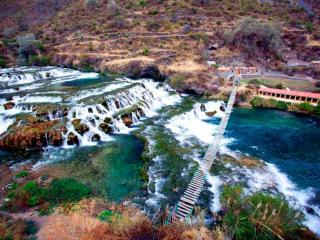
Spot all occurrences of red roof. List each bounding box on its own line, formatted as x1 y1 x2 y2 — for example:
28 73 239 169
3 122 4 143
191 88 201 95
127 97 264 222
259 87 320 99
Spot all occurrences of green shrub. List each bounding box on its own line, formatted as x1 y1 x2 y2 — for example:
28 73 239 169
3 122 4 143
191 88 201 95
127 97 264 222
220 186 305 240
298 102 314 112
250 97 263 107
4 178 91 212
225 17 284 55
304 22 314 33
47 178 91 204
0 57 6 68
15 171 29 179
35 42 45 52
138 0 147 7
28 55 50 66
142 47 149 56
275 100 289 110
98 210 121 223
170 74 186 89
25 220 38 235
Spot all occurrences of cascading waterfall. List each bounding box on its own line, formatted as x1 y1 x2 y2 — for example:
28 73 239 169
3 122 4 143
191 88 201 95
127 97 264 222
0 66 181 148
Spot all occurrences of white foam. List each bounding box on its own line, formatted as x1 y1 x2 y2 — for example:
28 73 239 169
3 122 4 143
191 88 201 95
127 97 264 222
206 174 222 212
166 101 225 144
0 115 15 135
68 82 132 102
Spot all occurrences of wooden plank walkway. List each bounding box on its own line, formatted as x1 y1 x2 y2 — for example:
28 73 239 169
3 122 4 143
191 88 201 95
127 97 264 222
173 80 238 222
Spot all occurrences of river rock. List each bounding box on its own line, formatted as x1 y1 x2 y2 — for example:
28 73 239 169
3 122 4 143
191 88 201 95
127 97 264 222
101 101 110 111
88 107 93 113
3 102 15 110
104 117 112 124
137 107 145 117
91 134 101 141
99 123 112 133
200 104 206 112
121 114 133 127
206 110 217 117
67 132 79 145
220 105 225 112
114 100 120 109
72 119 89 135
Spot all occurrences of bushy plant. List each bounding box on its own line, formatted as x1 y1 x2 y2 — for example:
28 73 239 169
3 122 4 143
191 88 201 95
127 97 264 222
98 210 121 223
142 47 149 56
250 97 263 107
170 74 186 89
220 186 305 240
47 178 91 204
225 17 284 56
0 56 6 68
138 0 147 7
3 178 91 212
298 102 314 113
15 171 29 179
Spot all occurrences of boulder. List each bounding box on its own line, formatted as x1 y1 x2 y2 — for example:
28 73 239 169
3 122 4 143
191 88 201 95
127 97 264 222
88 107 93 113
104 117 112 124
121 114 133 127
3 102 15 110
72 119 89 135
99 123 112 133
101 101 110 111
205 111 217 117
67 132 79 145
50 132 63 146
220 105 225 112
114 100 120 109
91 134 101 141
200 104 206 112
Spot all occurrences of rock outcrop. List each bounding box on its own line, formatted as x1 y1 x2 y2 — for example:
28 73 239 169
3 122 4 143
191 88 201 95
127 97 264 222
99 123 112 133
0 118 67 151
72 119 89 135
67 132 79 145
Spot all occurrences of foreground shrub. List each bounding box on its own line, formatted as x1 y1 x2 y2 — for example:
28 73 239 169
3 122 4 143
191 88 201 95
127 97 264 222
225 17 284 56
221 186 305 240
3 178 91 212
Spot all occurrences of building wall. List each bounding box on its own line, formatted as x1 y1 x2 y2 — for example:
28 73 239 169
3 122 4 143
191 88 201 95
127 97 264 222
258 91 319 106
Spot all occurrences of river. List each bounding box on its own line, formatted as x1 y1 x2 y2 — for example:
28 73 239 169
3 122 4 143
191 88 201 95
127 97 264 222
0 67 319 233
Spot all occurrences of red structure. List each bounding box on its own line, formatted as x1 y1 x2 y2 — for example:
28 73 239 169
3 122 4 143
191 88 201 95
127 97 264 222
258 87 320 105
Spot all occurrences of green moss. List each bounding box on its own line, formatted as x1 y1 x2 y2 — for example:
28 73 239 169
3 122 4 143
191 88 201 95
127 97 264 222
3 178 91 213
47 178 91 204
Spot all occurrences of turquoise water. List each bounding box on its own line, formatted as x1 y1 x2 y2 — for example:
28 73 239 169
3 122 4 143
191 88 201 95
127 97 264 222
1 67 320 231
227 109 320 192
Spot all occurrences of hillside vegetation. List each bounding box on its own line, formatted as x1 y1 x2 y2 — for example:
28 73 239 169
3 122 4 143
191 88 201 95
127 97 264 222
1 0 320 93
